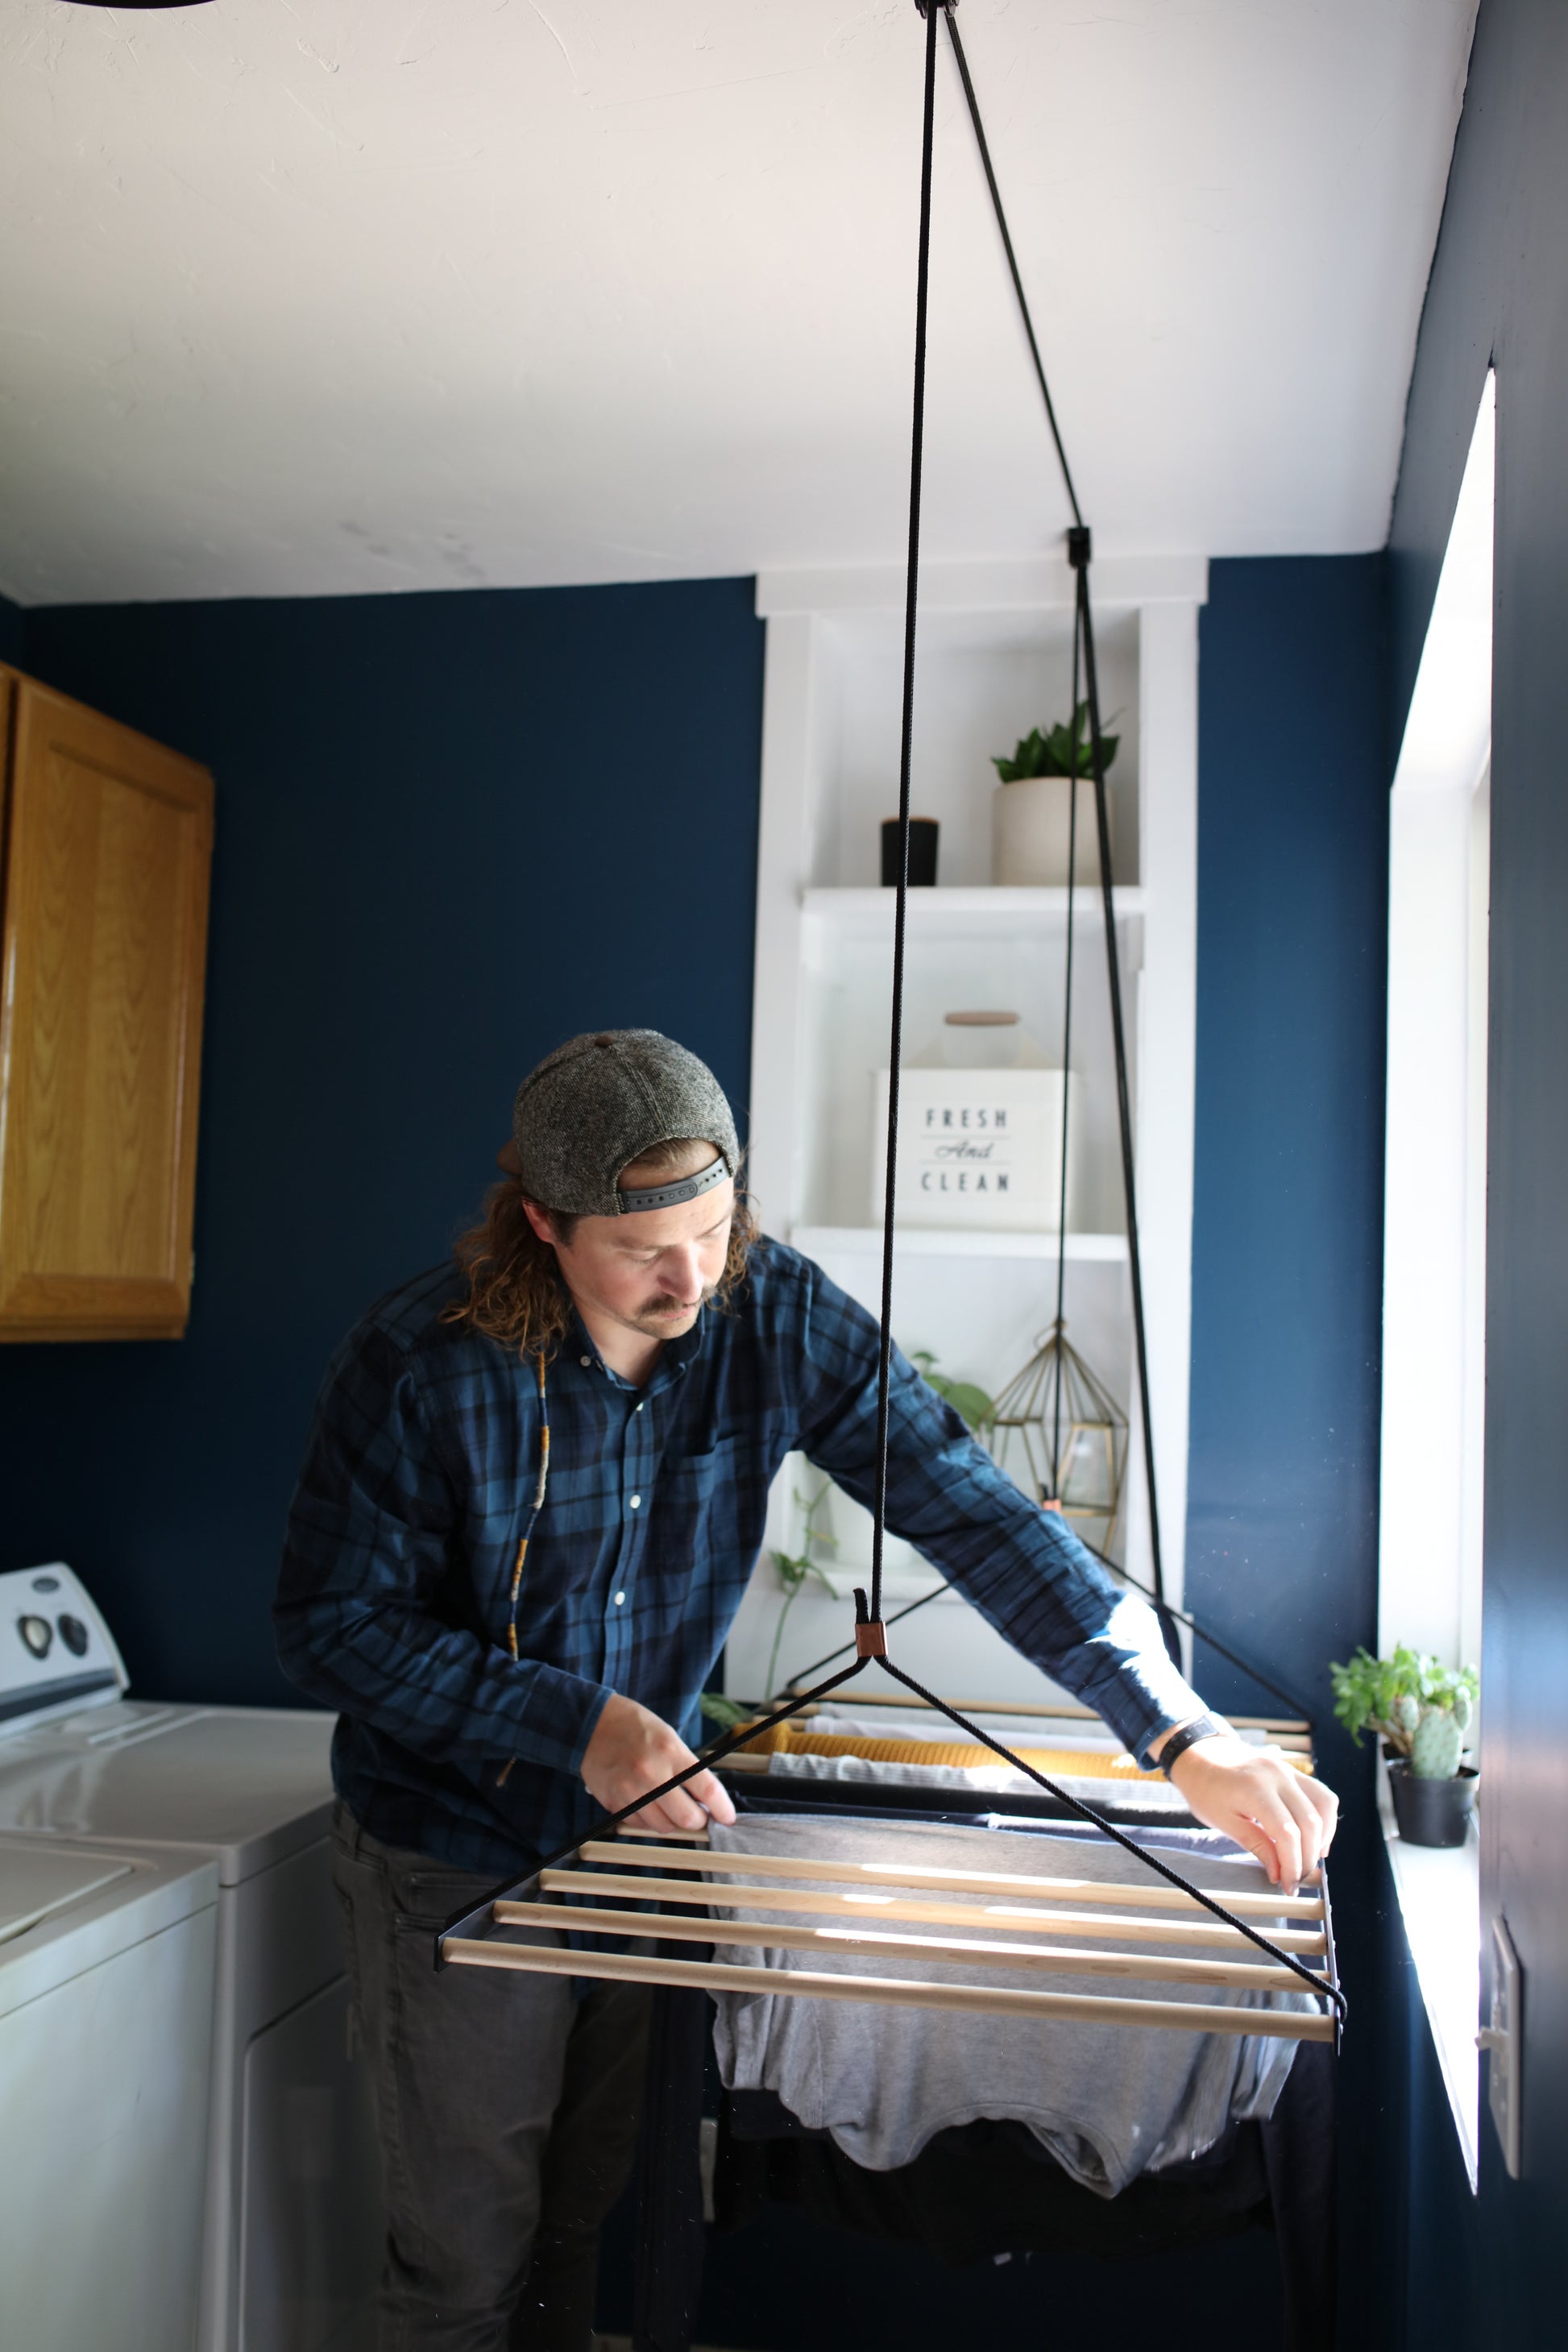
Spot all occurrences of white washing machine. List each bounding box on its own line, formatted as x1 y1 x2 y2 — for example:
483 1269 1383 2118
0 1562 383 2352
0 1831 219 2350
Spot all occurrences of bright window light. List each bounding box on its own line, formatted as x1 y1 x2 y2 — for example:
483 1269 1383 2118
1379 371 1493 1676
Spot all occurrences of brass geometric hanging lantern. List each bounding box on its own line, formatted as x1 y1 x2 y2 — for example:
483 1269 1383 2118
987 1320 1129 1558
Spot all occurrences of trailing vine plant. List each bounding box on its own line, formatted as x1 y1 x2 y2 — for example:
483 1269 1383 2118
764 1478 838 1699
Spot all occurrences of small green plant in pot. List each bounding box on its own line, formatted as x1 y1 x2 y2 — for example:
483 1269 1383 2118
991 704 1120 887
910 1350 996 1437
1329 1645 1479 1847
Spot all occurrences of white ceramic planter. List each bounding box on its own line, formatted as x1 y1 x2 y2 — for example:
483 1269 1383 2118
991 774 1112 887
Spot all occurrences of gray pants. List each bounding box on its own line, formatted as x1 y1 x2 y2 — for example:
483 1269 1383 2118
332 1804 650 2352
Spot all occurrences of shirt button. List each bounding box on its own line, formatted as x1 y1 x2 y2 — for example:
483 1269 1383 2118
614 1591 626 1606
629 1494 641 1510
579 1354 591 1368
635 1401 645 1413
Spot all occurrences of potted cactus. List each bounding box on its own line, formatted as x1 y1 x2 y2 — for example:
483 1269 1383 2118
1329 1645 1479 1847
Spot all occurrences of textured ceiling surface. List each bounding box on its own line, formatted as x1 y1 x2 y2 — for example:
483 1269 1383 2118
0 0 1475 604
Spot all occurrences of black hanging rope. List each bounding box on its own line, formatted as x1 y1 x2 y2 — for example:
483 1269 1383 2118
870 0 941 1630
440 0 1343 2039
945 0 1180 1655
1046 609 1082 1486
940 10 1084 532
1074 535 1178 1657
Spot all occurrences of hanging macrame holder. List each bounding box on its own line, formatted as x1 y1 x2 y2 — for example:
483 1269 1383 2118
438 0 1344 2058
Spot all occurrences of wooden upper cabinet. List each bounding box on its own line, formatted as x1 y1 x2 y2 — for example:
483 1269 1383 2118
0 669 214 1341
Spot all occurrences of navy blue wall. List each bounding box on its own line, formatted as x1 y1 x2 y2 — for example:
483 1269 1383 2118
0 588 23 664
1188 554 1398 2344
1384 0 1568 2333
1187 555 1389 1729
0 580 764 1708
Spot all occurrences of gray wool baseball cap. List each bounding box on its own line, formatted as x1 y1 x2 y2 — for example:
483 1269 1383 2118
512 1030 740 1217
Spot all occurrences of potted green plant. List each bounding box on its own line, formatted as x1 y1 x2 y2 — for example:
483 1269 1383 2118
991 705 1119 888
1329 1645 1479 1847
910 1349 996 1437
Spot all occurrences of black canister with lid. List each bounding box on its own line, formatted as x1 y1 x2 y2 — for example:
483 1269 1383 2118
881 818 939 887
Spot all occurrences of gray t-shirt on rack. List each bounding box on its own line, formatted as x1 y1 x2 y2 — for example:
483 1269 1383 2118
707 1815 1316 2196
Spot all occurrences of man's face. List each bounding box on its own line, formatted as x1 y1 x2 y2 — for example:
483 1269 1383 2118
544 1179 736 1342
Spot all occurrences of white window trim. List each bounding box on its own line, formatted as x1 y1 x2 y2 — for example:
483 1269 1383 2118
1378 1759 1482 2186
1376 370 1493 2189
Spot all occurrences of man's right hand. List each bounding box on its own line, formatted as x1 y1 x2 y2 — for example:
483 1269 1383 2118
579 1693 737 1835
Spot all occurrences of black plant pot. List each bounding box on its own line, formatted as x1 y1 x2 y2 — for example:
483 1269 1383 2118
1388 1759 1478 1848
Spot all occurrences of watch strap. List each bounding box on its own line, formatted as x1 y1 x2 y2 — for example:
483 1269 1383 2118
1157 1712 1230 1779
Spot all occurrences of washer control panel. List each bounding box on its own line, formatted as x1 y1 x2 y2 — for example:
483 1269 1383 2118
0 1565 127 1734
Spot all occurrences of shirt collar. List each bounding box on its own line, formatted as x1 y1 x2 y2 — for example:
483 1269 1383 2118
567 1303 707 1395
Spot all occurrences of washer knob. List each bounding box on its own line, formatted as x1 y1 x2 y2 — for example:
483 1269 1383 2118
19 1615 53 1659
57 1614 89 1658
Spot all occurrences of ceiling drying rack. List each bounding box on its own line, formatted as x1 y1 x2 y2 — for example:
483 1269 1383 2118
438 0 1344 2055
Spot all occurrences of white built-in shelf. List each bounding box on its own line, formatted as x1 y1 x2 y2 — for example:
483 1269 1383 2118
794 1226 1130 1263
802 886 1147 926
732 559 1203 1704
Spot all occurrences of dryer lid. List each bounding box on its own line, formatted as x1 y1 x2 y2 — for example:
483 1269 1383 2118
0 1710 337 1883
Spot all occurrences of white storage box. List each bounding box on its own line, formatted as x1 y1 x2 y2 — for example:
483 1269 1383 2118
869 1065 1081 1230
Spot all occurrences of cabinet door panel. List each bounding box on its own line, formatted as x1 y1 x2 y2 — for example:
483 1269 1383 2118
0 674 214 1338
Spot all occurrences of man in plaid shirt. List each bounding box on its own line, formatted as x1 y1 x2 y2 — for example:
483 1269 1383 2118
277 1029 1335 2352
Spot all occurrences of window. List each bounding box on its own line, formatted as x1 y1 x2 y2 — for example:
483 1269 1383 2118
1376 370 1493 2187
1379 371 1493 1674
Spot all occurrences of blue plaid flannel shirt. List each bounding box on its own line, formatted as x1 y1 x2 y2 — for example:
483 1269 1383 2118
276 1236 1202 1876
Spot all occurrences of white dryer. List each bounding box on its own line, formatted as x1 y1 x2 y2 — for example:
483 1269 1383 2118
0 1563 382 2352
0 1831 219 2351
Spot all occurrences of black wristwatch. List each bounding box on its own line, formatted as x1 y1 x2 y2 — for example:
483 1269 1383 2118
1157 1713 1231 1778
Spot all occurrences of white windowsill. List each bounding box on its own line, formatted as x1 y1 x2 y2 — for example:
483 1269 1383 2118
1376 1753 1480 2188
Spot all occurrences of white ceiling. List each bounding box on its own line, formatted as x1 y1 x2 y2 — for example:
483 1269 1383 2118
0 0 1475 607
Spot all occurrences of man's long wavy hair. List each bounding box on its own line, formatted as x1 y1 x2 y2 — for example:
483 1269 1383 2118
444 1138 757 1363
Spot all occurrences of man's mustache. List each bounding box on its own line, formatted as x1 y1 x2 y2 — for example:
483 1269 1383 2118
634 1286 718 1323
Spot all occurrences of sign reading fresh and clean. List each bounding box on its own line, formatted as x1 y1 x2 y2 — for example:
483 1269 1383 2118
870 1068 1076 1230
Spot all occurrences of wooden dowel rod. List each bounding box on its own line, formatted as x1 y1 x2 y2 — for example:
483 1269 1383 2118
539 1869 1329 1955
442 1938 1336 2043
576 1840 1325 1919
793 1693 1312 1737
749 1734 1314 1763
492 1898 1312 1992
615 1825 709 1843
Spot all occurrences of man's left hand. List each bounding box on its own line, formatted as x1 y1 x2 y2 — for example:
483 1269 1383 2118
1155 1730 1338 1889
